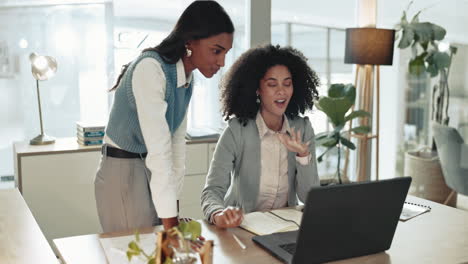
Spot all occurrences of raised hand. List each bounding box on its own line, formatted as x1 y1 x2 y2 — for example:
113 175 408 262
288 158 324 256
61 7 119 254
212 207 244 228
277 127 310 157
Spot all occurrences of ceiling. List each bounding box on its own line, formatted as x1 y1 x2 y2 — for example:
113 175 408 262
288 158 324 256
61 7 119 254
112 0 468 43
1 0 464 43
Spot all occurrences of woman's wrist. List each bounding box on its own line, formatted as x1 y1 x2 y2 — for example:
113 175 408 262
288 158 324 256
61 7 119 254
296 151 310 157
211 210 223 225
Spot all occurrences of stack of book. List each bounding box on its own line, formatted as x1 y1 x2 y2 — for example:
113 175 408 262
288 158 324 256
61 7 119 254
76 121 105 146
185 126 221 141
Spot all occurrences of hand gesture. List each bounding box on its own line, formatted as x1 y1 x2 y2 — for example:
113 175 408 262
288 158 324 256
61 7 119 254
277 127 310 157
212 207 243 228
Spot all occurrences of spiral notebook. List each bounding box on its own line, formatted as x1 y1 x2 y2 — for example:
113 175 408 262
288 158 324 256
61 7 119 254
400 201 431 221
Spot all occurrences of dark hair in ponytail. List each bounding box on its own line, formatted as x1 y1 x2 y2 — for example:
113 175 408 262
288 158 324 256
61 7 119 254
110 0 234 91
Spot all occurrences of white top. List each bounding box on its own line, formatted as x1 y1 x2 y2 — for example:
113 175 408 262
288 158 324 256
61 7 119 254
104 57 193 218
254 112 310 211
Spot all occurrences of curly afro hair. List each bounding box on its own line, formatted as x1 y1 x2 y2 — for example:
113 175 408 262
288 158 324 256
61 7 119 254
220 44 320 125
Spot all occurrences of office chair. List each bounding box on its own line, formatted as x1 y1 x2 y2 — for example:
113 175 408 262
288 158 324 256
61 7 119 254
432 123 468 204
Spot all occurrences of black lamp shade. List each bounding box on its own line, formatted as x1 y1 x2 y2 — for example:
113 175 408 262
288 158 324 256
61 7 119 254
344 28 395 65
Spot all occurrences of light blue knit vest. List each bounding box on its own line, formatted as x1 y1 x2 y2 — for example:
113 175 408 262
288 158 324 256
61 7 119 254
106 51 193 153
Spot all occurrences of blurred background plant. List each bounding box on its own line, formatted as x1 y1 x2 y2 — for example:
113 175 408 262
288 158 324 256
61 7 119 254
315 83 371 184
395 0 457 132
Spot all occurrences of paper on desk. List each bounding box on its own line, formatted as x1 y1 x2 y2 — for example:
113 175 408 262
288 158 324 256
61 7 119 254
99 233 157 264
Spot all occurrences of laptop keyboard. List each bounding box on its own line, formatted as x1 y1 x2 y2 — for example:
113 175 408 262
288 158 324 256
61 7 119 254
279 243 297 255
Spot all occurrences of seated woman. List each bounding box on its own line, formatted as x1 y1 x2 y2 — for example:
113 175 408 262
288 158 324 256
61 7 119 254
201 44 321 228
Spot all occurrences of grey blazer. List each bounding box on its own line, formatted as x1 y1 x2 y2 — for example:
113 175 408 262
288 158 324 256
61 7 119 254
200 116 320 222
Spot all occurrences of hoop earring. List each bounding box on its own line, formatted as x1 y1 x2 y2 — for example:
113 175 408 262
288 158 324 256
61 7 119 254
186 48 192 58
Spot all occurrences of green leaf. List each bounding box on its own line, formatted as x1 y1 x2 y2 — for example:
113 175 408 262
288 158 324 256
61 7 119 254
351 125 371 134
163 257 174 264
433 52 451 69
344 110 371 122
412 22 434 43
424 52 438 77
147 257 156 264
316 136 338 148
328 83 345 97
410 11 420 23
317 97 353 127
426 63 438 77
398 28 414 49
317 146 335 162
432 24 446 40
314 132 329 141
178 220 201 240
328 83 356 103
127 251 134 261
340 136 356 150
128 241 141 252
400 11 409 26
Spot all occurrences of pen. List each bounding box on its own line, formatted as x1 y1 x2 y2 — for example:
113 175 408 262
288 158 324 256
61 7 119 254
232 233 247 250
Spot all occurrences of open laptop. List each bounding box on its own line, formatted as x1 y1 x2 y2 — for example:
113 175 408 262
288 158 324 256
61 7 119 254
252 177 411 264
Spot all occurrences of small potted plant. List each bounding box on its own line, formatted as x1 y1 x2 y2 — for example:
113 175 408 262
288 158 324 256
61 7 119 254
315 83 371 184
127 220 212 264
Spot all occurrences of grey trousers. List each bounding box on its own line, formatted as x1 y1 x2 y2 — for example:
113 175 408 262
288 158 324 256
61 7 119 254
94 155 161 233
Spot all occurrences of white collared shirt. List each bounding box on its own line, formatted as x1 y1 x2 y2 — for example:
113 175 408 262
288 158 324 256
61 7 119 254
104 57 192 218
255 112 310 211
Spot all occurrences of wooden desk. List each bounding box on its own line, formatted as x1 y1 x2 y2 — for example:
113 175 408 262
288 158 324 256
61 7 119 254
53 195 468 264
0 188 58 264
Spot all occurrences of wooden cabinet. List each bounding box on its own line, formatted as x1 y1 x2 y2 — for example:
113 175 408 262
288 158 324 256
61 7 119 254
179 142 219 219
14 137 216 244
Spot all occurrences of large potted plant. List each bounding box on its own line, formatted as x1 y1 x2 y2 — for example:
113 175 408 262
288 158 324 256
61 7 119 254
315 83 371 184
395 1 457 205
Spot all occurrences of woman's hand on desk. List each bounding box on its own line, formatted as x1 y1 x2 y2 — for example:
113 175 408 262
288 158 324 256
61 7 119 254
212 207 244 228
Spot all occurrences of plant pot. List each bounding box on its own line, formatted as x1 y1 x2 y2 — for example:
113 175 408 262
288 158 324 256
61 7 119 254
404 149 456 206
320 173 350 186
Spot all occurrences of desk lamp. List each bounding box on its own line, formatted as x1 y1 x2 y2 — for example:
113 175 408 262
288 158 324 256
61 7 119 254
29 52 57 145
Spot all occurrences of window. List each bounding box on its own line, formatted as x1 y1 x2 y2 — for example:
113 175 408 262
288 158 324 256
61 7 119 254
113 5 246 135
0 2 112 178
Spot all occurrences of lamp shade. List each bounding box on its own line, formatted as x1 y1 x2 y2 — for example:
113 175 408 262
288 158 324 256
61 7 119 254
29 52 57 81
344 28 395 65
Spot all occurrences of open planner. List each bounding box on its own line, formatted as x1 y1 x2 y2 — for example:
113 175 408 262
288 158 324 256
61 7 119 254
240 208 303 236
400 201 431 221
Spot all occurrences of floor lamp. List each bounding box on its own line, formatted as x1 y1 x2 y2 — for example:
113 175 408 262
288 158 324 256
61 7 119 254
343 28 395 181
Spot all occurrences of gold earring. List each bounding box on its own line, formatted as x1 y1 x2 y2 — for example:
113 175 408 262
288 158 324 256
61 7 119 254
186 48 192 57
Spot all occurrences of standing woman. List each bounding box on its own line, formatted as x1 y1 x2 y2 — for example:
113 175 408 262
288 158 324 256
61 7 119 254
95 0 234 232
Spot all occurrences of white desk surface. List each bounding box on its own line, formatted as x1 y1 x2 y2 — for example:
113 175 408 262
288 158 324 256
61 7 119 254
0 188 58 264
